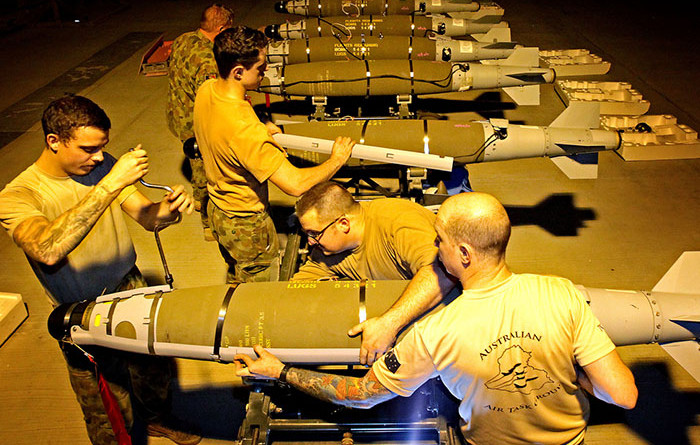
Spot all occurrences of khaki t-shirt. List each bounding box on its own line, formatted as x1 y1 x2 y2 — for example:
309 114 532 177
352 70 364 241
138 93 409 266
194 79 286 216
292 198 438 280
373 273 615 445
0 155 137 304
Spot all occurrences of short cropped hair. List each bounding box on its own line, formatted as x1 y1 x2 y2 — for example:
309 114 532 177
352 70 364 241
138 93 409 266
41 95 111 142
200 3 234 32
295 182 360 223
213 26 268 79
444 200 511 259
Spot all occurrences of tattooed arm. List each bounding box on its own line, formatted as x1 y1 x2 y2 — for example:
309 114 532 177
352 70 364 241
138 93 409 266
285 367 394 409
235 345 396 409
12 149 149 265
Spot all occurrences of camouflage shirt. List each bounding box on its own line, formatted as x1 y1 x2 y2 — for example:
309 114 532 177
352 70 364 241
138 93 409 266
166 29 218 141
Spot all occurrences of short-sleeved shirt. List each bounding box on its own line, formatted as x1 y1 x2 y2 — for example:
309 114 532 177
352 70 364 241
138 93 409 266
193 79 287 216
292 198 438 280
372 273 615 445
0 154 137 304
166 29 218 142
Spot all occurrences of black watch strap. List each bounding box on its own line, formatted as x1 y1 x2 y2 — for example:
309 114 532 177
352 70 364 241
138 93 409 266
279 364 293 383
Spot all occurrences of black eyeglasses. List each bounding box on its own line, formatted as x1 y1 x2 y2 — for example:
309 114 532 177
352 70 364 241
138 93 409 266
305 215 343 243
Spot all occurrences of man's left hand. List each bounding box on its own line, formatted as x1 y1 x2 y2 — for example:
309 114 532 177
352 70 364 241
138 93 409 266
348 316 398 366
234 344 285 380
165 184 195 215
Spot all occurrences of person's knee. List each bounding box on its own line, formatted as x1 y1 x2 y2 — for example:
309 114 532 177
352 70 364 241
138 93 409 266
237 257 280 282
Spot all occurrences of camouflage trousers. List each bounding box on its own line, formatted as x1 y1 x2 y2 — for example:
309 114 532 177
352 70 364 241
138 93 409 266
189 157 209 229
61 267 173 445
208 200 280 283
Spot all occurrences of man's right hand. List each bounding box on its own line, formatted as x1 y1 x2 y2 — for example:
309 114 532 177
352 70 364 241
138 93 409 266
329 136 355 165
348 316 400 366
103 145 149 192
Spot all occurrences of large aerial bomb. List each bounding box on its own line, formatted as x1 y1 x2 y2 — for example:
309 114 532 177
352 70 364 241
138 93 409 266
274 103 621 166
259 48 553 106
266 35 522 64
264 14 509 40
47 252 700 384
275 0 480 16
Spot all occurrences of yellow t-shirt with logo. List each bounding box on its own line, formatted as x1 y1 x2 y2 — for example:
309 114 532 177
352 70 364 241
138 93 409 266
373 273 615 445
194 79 286 216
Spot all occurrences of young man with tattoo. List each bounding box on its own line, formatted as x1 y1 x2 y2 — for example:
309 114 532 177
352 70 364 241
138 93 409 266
235 192 638 445
0 95 200 445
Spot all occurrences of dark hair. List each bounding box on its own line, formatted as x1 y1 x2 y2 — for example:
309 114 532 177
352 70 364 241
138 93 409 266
200 3 234 32
213 25 268 79
41 95 111 142
295 181 360 223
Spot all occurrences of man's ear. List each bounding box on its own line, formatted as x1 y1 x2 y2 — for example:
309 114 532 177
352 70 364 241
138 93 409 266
459 243 471 266
338 216 351 234
231 66 244 80
46 134 61 153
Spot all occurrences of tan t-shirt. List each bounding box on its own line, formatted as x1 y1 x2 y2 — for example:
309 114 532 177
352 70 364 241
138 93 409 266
0 155 137 304
193 79 286 216
292 198 438 280
373 273 615 445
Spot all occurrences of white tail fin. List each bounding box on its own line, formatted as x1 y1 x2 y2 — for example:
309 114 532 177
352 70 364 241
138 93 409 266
548 103 602 177
473 27 512 43
661 341 700 384
653 251 700 294
496 46 539 67
654 252 700 383
502 84 540 106
550 102 601 129
550 156 599 179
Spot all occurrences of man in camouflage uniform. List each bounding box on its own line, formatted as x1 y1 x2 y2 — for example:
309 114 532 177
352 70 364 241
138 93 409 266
166 3 234 239
193 27 354 283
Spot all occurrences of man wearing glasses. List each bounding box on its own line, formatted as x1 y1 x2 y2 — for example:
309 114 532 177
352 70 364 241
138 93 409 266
292 181 457 365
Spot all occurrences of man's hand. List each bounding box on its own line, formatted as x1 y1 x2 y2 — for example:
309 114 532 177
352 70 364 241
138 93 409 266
234 344 285 380
329 136 355 165
348 316 399 366
102 145 149 192
164 184 195 215
265 121 282 136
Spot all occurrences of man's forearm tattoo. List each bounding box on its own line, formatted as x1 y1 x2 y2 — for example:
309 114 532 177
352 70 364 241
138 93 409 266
286 368 394 409
16 183 118 264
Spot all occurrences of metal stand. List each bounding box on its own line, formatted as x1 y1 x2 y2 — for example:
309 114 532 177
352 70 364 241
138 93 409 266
235 379 462 445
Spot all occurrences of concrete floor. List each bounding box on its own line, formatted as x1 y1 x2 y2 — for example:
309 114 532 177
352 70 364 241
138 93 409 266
0 0 698 444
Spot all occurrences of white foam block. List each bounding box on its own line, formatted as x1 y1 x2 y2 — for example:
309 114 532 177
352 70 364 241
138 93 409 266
0 292 28 346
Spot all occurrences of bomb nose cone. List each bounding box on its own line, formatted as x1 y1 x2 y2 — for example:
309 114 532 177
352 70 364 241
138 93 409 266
264 24 281 40
274 1 288 13
48 303 71 340
47 301 89 340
